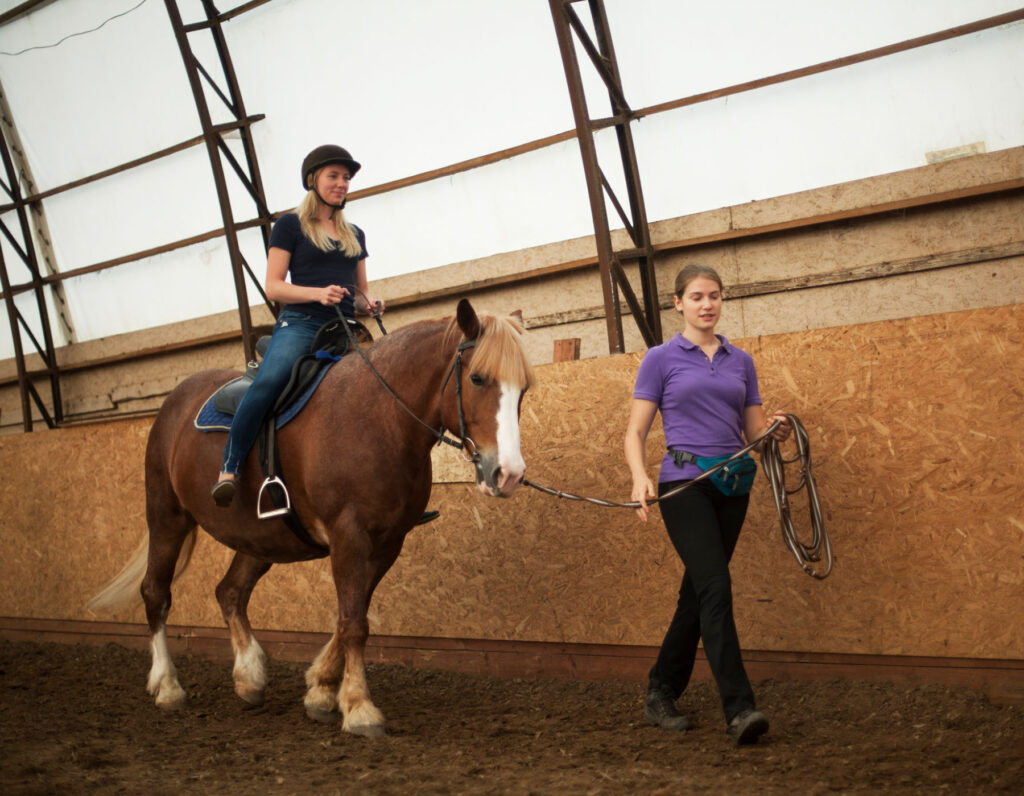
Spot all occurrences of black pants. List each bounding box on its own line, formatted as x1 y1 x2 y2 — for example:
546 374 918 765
649 478 756 723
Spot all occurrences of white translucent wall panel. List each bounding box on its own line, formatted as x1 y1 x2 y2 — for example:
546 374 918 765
61 226 269 342
0 203 68 355
224 0 575 206
605 0 1024 110
40 147 228 272
0 0 197 190
348 140 596 279
0 301 11 360
634 25 1024 221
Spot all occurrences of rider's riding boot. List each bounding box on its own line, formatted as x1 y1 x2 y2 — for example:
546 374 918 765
417 510 440 526
643 684 691 731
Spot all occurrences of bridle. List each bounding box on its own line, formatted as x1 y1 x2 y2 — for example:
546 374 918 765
333 304 484 474
439 338 482 466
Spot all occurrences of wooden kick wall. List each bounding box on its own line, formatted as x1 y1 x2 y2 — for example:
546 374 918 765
1 303 1022 674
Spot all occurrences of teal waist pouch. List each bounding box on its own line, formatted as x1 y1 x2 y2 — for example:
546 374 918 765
669 449 757 496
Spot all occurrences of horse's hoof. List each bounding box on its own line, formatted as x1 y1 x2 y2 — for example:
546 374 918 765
305 705 338 724
235 685 265 706
345 723 386 739
155 693 186 710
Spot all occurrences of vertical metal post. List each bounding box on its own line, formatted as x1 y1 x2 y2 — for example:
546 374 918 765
550 0 622 353
549 0 662 353
0 247 32 430
589 0 661 343
164 0 258 362
198 0 274 254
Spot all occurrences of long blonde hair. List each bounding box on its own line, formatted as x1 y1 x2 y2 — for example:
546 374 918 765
295 173 363 256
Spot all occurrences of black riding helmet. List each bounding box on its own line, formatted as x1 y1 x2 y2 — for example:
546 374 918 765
301 144 361 191
301 145 360 213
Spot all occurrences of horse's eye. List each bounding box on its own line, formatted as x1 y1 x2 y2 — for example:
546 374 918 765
469 374 486 387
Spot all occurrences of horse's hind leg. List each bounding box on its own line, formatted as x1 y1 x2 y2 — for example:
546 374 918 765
215 552 272 705
140 504 196 709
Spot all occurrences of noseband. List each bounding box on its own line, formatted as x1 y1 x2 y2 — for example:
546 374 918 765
439 339 481 469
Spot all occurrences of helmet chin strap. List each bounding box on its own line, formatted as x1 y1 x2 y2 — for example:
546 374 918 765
310 187 346 215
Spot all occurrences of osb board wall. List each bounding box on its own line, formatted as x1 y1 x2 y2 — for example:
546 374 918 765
0 304 1021 661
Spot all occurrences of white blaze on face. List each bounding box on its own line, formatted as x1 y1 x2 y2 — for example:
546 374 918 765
494 381 526 493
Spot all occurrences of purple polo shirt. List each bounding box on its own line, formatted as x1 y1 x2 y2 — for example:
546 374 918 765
633 333 762 482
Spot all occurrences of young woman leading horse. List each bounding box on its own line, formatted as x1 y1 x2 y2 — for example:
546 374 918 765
88 299 534 738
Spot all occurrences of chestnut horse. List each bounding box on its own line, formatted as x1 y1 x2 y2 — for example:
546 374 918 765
88 299 534 737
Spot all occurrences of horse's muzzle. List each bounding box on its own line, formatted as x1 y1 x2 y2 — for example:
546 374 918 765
476 451 524 497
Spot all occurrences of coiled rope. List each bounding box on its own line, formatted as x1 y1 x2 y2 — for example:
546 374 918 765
522 414 833 579
761 415 833 579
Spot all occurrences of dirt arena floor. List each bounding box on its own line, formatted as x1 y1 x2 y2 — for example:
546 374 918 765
1 639 1021 795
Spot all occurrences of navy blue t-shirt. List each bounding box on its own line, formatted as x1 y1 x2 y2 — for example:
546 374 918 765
268 213 368 321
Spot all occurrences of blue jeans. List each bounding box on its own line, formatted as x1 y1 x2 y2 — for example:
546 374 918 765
649 478 756 723
220 309 324 476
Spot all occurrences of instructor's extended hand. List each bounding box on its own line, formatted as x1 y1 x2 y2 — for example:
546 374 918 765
631 475 656 522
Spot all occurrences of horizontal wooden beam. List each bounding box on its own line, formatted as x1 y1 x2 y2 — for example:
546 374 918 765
0 0 56 27
0 117 266 212
2 235 1019 393
636 8 1024 121
2 616 1021 704
387 182 1024 312
526 240 1024 330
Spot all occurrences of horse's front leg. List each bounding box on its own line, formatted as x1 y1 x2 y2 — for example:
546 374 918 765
304 608 384 738
304 526 388 737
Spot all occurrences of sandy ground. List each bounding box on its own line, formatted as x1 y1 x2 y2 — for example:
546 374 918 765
1 639 1021 794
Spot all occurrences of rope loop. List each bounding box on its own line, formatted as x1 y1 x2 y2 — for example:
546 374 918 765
762 415 833 579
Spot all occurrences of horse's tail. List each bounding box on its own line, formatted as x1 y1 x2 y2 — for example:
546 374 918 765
85 529 198 615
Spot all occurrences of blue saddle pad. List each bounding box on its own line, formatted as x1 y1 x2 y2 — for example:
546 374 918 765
194 360 335 433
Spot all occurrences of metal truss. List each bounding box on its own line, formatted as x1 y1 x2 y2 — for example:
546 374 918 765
0 1 274 430
549 0 662 353
164 0 275 364
0 81 61 431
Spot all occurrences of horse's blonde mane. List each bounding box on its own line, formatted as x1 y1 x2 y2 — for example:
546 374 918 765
444 313 535 388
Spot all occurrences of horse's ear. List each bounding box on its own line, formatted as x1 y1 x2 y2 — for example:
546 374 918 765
510 309 523 324
456 298 481 341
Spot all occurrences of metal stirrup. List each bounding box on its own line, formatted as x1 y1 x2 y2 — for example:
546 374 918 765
257 475 292 520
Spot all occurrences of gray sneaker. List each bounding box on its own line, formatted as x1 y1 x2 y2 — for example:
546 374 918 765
726 709 769 744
